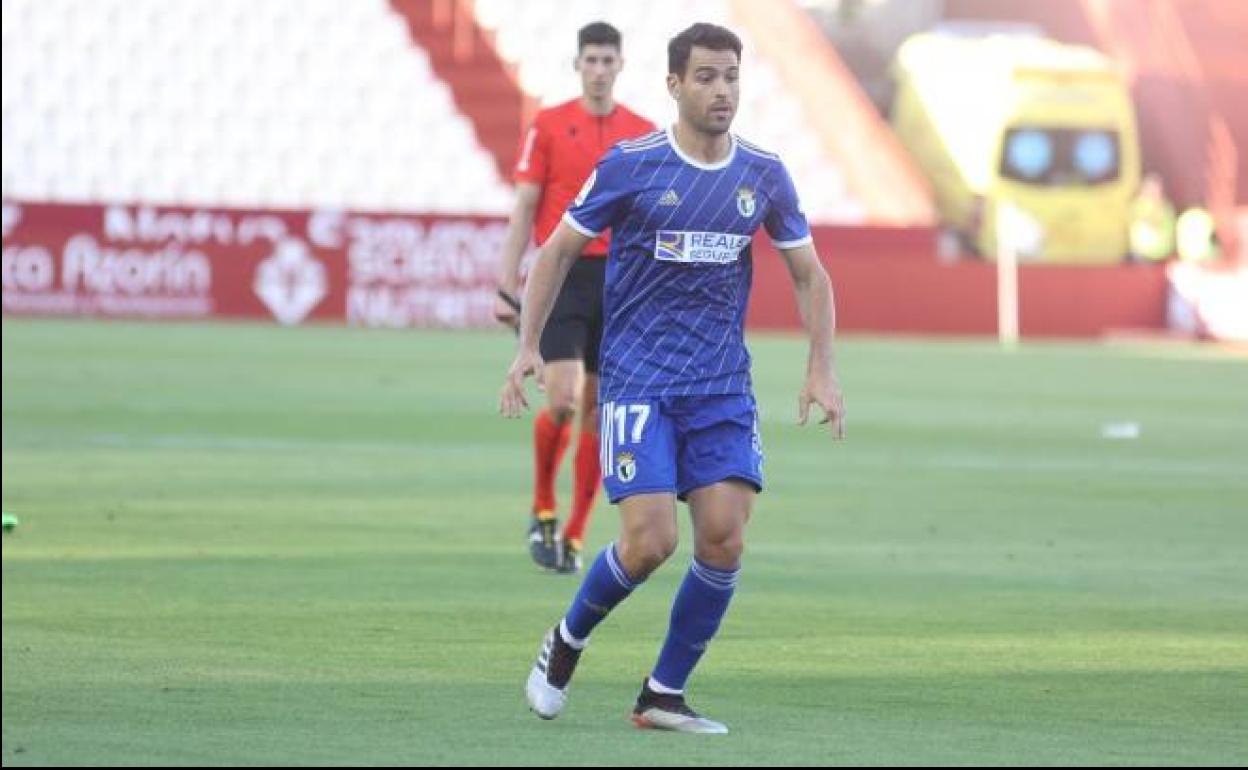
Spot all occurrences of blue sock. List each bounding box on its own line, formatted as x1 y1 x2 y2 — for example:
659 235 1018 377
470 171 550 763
562 543 641 642
651 558 739 692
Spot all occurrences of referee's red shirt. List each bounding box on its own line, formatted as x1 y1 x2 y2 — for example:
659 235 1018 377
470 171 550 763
514 98 655 257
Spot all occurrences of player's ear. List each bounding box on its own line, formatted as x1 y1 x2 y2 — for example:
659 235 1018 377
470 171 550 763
666 72 680 100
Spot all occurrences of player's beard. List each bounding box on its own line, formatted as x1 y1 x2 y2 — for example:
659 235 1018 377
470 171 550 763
705 98 736 134
697 113 733 136
683 104 734 136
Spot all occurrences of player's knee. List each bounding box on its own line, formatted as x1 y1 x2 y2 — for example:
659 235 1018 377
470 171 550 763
618 532 677 578
695 531 744 568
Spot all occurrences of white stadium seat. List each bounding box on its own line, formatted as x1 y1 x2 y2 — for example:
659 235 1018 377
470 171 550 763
1 0 509 212
2 0 857 220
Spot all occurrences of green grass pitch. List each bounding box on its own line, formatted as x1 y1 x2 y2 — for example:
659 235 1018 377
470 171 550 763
3 318 1246 765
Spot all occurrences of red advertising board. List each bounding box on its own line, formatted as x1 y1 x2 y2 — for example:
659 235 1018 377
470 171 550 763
2 201 510 328
4 200 1170 336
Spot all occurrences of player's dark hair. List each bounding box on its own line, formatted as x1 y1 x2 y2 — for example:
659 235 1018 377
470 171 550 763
578 22 622 53
668 23 742 78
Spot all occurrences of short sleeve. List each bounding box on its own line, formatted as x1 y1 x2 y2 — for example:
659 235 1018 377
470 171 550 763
513 122 549 184
764 160 812 249
562 149 632 237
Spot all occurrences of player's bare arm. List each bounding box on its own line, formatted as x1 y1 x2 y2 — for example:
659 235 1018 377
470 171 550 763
500 221 593 417
779 241 845 439
494 181 543 329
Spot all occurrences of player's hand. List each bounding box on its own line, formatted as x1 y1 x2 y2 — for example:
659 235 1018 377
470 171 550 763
493 288 522 332
798 371 845 439
500 346 544 418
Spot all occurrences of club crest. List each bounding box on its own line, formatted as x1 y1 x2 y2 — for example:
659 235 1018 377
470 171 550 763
736 186 756 218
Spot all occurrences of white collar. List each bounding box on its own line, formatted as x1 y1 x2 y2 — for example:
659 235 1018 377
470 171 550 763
666 125 736 171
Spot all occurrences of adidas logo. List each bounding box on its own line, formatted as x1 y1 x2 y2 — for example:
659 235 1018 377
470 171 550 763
658 189 681 206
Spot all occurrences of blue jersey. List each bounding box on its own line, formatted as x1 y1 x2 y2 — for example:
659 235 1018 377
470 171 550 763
563 126 812 401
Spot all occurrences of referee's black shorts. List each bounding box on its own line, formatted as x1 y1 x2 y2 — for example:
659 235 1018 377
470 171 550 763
539 256 606 374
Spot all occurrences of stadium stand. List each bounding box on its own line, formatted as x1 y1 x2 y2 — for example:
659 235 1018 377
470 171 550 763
1 0 512 213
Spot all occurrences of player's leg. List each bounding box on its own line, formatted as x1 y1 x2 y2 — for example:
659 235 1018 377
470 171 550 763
656 480 753 688
631 480 751 735
557 371 600 573
526 492 677 719
632 395 762 734
563 492 677 647
526 399 677 719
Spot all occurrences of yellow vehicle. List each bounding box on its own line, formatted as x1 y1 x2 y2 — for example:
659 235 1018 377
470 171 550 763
890 24 1141 263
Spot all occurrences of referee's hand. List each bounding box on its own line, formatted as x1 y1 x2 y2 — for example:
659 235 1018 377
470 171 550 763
500 347 544 418
493 288 522 333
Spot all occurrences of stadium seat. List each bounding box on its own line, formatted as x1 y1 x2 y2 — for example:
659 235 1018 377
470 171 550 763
1 0 510 213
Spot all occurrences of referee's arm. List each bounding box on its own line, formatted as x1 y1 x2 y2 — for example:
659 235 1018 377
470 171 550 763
494 182 542 328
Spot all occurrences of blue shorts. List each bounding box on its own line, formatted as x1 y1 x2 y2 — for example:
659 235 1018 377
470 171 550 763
599 394 764 504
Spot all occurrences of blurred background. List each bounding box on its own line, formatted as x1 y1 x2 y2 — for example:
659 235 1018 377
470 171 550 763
2 0 1245 340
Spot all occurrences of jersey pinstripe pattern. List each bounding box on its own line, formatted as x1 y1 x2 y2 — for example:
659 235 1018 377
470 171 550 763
564 126 812 401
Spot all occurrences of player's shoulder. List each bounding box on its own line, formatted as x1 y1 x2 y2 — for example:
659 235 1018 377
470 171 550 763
588 129 666 187
734 134 783 164
734 134 796 190
615 127 668 156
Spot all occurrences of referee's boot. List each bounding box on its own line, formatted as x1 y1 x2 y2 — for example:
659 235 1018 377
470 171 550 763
528 512 561 571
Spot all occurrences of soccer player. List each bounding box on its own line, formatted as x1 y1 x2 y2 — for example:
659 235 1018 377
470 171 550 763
494 22 655 574
500 23 845 733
